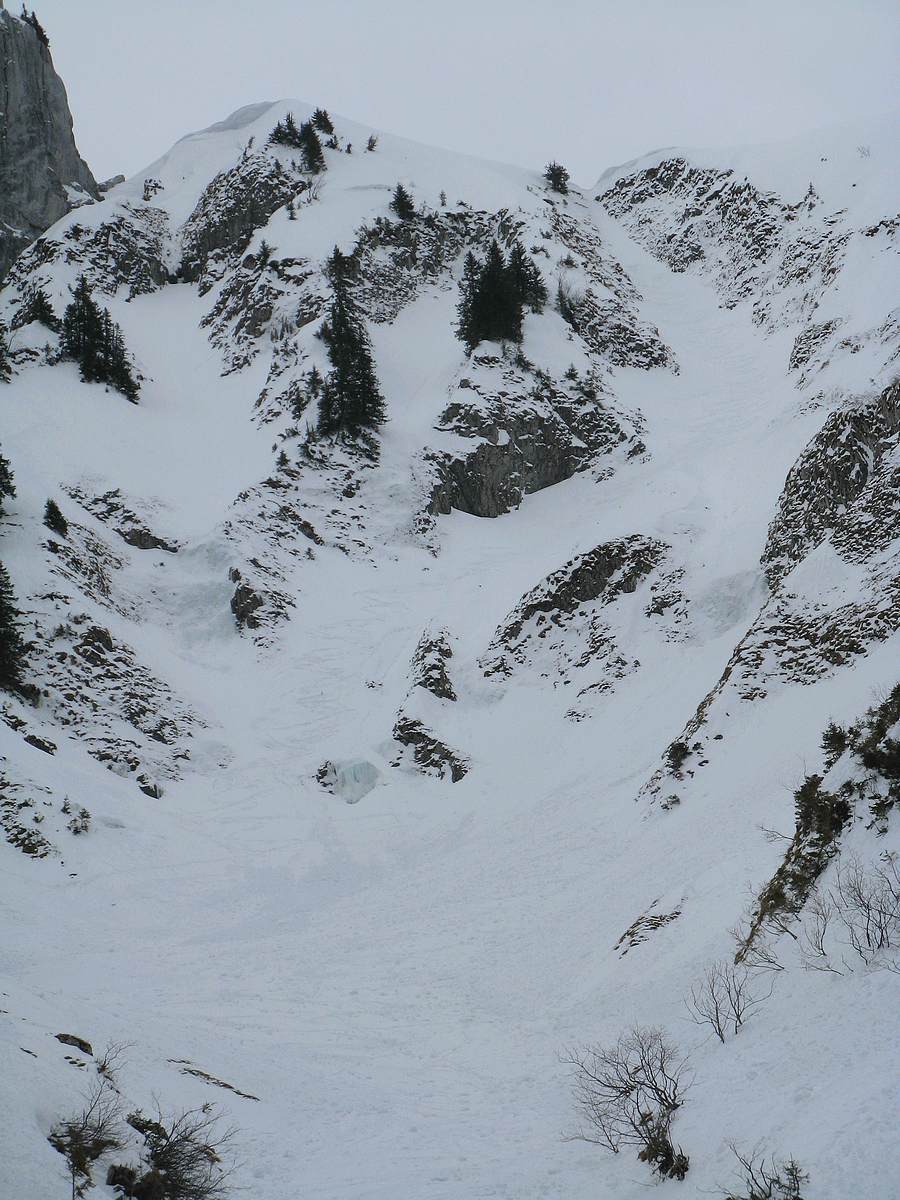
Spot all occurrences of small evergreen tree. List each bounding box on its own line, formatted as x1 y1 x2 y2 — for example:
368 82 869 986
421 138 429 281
43 498 68 537
312 108 335 134
287 200 296 220
544 161 570 194
317 265 386 439
0 321 11 381
298 121 325 173
61 277 139 401
0 447 15 516
0 562 26 693
508 240 548 312
439 190 447 207
268 112 303 149
455 252 481 353
366 134 378 152
390 183 416 221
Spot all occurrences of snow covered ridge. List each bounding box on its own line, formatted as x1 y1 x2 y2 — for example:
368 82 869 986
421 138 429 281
0 102 899 1198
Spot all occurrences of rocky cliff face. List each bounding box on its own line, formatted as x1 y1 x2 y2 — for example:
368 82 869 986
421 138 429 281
0 9 98 279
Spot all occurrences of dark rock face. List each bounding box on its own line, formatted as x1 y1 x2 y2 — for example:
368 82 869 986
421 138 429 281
490 536 666 651
392 716 469 782
481 535 667 687
427 356 627 520
180 152 301 286
230 582 265 629
409 629 457 701
762 380 900 586
0 10 98 279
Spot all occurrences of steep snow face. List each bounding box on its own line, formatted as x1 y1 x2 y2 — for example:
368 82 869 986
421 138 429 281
0 106 898 1200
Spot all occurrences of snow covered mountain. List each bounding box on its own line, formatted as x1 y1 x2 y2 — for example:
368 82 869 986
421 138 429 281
1 96 898 1199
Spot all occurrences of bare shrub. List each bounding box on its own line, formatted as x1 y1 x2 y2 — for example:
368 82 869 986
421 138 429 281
729 924 784 972
49 1080 124 1198
562 1026 690 1180
799 889 844 974
685 961 773 1043
720 1143 809 1198
123 1102 237 1199
96 1040 131 1088
832 852 900 965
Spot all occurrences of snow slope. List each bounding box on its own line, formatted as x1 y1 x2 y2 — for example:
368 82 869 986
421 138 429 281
1 105 899 1199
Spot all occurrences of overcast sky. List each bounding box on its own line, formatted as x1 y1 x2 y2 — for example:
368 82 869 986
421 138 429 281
34 0 900 185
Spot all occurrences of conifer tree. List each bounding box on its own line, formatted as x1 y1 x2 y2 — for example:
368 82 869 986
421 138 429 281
269 112 303 148
508 240 548 313
298 121 326 173
0 561 26 693
61 276 104 377
43 498 68 537
61 277 139 401
390 183 416 221
0 447 15 516
312 108 335 134
455 241 523 352
544 161 570 194
317 263 385 438
455 252 481 353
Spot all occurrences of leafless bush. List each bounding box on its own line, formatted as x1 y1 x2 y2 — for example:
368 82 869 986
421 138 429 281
124 1102 237 1199
832 853 900 966
685 961 773 1043
562 1025 690 1180
720 1143 809 1198
49 1080 124 1198
96 1040 131 1088
730 923 784 972
799 889 844 974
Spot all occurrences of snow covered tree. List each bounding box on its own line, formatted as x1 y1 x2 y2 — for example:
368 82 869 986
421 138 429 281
0 446 15 516
317 266 385 439
390 183 416 221
544 161 570 194
61 278 139 401
455 241 524 352
508 240 548 313
0 562 26 693
43 498 68 538
312 107 334 134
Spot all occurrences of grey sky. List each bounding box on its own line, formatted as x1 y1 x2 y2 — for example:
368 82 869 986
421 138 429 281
35 0 900 185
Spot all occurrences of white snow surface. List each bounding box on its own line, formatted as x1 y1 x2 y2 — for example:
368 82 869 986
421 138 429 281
1 105 898 1199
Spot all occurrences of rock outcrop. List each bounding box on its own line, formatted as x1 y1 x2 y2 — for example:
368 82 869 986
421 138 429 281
0 9 98 279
